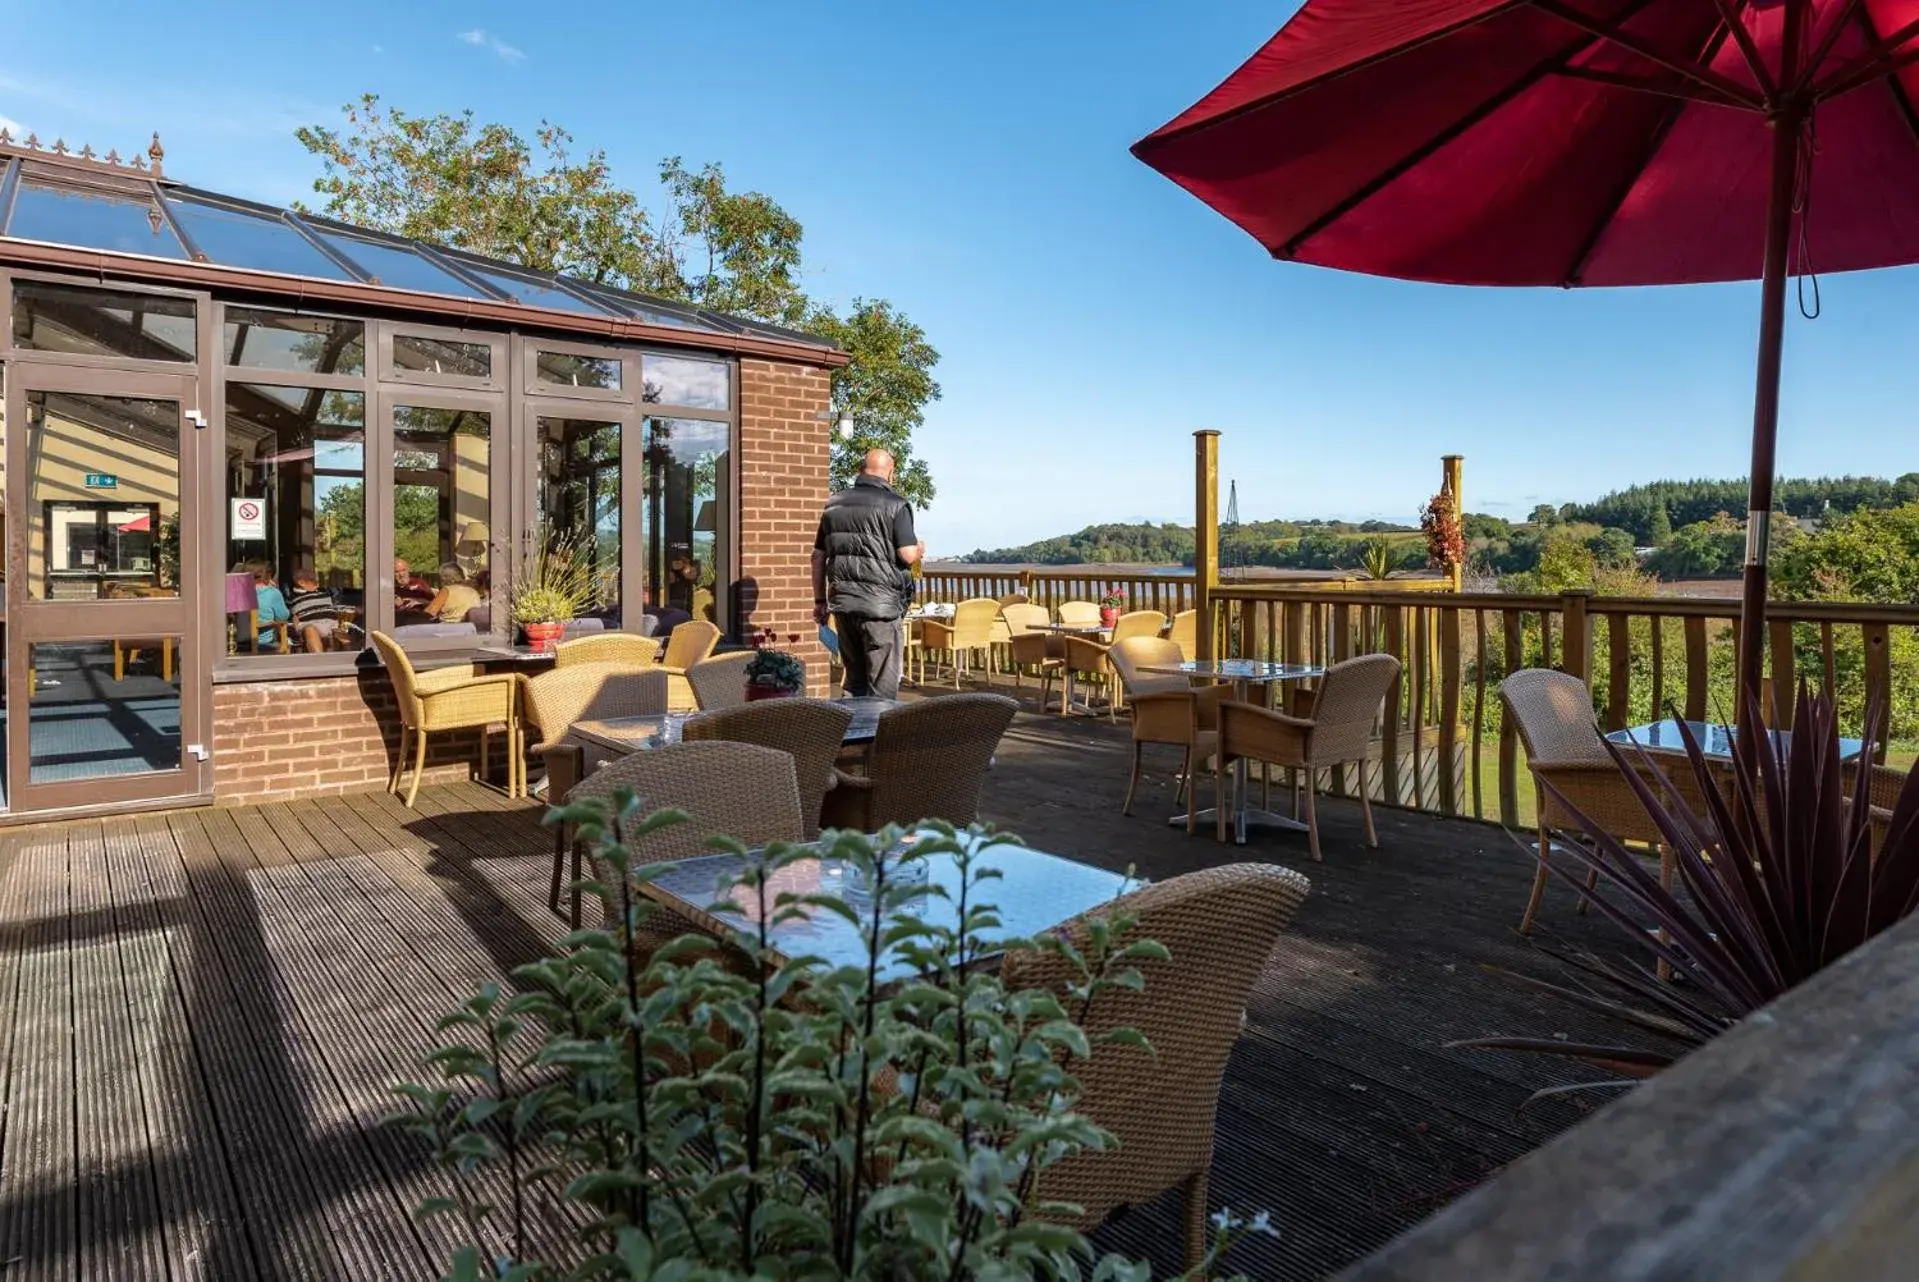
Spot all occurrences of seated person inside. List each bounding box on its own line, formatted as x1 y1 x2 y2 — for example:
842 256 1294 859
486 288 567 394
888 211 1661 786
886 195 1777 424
285 569 343 653
394 556 437 626
424 562 482 625
250 561 290 651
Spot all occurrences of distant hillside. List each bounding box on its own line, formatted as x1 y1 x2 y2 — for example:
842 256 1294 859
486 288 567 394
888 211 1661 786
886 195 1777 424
963 518 1420 573
1564 475 1919 544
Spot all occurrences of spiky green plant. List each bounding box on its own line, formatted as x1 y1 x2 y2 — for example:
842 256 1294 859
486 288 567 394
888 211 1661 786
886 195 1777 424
510 528 601 625
1359 538 1395 582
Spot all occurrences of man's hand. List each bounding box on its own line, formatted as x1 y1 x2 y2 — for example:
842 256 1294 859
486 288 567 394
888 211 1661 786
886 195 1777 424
813 601 830 627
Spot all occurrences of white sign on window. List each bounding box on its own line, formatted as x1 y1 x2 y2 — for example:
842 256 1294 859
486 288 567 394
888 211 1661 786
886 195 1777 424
231 497 267 540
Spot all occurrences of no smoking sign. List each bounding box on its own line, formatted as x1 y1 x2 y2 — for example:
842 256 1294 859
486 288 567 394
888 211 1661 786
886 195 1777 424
231 497 267 540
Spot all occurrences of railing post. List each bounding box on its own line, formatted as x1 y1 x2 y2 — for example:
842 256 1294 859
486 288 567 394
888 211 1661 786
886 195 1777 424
1560 589 1592 683
1441 453 1464 593
1194 429 1220 661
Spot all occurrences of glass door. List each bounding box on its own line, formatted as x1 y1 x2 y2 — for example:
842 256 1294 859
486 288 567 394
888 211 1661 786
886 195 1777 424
4 366 206 812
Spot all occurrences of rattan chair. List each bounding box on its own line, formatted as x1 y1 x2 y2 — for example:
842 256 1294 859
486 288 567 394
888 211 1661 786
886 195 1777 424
1168 609 1198 662
1002 602 1064 710
687 651 756 711
1062 610 1167 721
522 663 672 920
660 621 724 709
684 698 853 837
562 740 805 932
1109 637 1224 831
1001 862 1311 1272
921 597 1000 687
1215 653 1400 860
820 693 1018 831
1057 600 1101 628
370 630 524 808
1501 668 1720 934
553 632 662 669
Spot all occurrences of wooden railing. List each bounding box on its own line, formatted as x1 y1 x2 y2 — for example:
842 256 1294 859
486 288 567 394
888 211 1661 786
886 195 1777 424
1208 584 1919 827
916 566 1453 620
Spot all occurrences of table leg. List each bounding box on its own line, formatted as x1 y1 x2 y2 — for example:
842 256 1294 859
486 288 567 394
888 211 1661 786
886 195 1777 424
1167 675 1310 841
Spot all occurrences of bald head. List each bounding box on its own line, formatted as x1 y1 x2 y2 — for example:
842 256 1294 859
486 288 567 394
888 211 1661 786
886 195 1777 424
860 449 896 484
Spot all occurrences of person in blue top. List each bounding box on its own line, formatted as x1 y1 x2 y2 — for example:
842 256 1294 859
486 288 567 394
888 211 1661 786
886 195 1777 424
248 560 291 651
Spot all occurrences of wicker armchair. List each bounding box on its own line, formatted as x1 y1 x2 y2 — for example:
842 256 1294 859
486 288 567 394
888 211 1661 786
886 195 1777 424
522 663 672 920
687 651 756 711
1215 653 1400 860
553 632 662 669
1002 602 1063 710
1109 637 1224 831
1001 862 1310 1271
1062 610 1167 721
1500 668 1720 934
370 630 524 808
684 698 853 837
660 621 724 710
1168 609 1198 662
1057 600 1101 627
920 597 1000 687
563 741 804 933
820 693 1018 831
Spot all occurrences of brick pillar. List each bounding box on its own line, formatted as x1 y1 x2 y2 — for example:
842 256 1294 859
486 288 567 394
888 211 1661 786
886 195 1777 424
737 358 834 694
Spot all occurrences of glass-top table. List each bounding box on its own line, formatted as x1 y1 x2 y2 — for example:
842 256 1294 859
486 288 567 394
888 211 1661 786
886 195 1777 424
640 835 1138 984
1607 718 1867 764
1139 660 1324 843
570 697 904 759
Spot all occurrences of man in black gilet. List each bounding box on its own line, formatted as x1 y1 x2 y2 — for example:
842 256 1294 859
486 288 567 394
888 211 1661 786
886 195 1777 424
811 449 924 698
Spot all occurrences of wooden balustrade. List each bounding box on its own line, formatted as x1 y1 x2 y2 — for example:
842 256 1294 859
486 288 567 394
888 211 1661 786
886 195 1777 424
915 566 1453 621
1208 584 1919 827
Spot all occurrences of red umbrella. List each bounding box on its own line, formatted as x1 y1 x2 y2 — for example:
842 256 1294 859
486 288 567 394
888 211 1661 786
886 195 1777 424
1134 0 1919 705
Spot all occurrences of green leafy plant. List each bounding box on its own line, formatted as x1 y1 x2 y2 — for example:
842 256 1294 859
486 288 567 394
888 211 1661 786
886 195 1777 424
743 648 805 693
1098 585 1126 610
1359 538 1395 582
1459 688 1919 1092
510 529 601 626
391 803 1269 1279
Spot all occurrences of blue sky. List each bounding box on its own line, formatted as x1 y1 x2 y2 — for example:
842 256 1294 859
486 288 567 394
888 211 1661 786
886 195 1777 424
5 1 1917 557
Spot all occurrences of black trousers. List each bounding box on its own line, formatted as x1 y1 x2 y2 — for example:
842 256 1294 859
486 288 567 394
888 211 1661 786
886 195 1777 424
834 613 904 699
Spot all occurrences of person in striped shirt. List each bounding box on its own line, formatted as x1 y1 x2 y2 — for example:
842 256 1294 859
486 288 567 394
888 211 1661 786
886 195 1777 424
285 569 341 653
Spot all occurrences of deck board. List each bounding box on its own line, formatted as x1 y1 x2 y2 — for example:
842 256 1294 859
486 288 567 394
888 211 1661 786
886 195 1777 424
0 698 1665 1279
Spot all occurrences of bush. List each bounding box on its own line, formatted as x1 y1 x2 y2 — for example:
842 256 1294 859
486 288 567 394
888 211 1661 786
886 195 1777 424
392 802 1266 1279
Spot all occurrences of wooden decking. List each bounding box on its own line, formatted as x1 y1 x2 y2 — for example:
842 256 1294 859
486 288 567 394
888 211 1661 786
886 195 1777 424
0 701 1653 1281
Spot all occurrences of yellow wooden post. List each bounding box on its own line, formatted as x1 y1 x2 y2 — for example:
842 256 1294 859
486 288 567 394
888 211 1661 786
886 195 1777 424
1442 454 1464 593
1195 430 1220 661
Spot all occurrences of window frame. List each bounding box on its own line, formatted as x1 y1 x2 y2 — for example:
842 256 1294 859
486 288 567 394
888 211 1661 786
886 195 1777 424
1 268 205 376
220 303 369 386
524 395 638 634
521 336 635 406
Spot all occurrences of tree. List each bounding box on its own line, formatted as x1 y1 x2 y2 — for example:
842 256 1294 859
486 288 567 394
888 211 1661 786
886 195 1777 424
1586 526 1638 570
1528 504 1560 527
1647 501 1672 546
295 96 942 502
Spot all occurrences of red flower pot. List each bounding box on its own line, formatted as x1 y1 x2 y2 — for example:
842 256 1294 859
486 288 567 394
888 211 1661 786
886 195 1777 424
746 683 799 701
1099 606 1118 628
525 621 564 653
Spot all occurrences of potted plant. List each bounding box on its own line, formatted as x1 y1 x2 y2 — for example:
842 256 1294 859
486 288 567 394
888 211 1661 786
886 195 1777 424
744 646 806 700
1099 583 1126 628
509 530 599 653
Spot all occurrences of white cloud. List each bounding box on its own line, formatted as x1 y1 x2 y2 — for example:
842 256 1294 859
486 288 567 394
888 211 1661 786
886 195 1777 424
371 44 386 55
456 29 524 62
0 114 26 139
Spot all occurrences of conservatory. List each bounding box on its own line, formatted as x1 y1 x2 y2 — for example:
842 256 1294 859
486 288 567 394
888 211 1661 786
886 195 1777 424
0 131 842 816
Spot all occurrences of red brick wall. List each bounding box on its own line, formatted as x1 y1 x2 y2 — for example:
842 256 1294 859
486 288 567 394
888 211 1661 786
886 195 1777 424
737 358 834 695
212 673 492 805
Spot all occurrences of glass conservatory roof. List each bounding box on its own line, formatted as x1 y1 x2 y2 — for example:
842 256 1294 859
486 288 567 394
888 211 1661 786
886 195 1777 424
0 137 834 353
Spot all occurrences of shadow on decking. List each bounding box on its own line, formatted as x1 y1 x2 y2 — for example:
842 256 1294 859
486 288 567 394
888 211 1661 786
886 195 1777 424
0 690 1658 1281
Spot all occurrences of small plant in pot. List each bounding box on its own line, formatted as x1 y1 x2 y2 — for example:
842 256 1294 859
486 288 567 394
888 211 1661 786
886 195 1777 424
509 530 599 653
744 646 806 700
1099 583 1126 628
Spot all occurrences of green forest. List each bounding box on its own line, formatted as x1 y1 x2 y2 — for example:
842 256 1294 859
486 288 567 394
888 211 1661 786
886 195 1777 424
964 518 1423 573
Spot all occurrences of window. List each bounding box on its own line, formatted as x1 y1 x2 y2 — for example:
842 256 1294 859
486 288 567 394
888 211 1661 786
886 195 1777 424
25 391 181 600
538 416 621 621
225 307 365 376
643 355 729 410
393 406 493 630
12 281 197 362
318 232 490 298
392 333 493 382
467 267 610 316
643 416 729 631
166 197 356 281
536 349 622 392
9 181 187 259
28 640 182 783
225 385 367 653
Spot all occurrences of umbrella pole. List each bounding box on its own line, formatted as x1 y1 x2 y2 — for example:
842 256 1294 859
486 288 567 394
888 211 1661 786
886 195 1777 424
1736 104 1803 728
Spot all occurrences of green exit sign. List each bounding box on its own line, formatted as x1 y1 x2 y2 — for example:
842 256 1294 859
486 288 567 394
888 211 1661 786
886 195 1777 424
84 473 117 489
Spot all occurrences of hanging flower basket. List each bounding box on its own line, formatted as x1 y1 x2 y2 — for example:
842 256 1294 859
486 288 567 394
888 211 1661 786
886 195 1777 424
1421 488 1466 571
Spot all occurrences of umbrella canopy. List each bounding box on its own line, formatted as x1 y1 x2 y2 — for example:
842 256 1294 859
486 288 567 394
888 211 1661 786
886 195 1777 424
1135 0 1919 706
